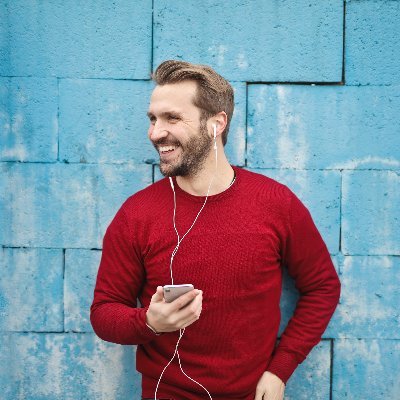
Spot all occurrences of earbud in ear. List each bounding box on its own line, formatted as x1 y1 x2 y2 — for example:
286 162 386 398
213 123 217 150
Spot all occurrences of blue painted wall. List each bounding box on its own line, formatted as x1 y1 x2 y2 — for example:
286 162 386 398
1 1 399 399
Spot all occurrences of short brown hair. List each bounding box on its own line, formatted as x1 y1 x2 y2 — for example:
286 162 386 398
152 60 234 146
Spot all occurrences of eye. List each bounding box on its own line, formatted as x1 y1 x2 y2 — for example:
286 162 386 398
167 114 180 122
148 116 156 125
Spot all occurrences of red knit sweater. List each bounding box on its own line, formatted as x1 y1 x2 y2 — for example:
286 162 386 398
90 166 341 399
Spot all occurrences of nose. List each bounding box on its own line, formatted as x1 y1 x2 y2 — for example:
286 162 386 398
149 121 169 142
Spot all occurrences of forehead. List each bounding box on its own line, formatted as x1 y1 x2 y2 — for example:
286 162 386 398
148 81 200 115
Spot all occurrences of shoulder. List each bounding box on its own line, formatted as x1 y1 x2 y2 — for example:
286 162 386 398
119 177 172 218
236 167 292 199
237 167 286 186
235 167 308 218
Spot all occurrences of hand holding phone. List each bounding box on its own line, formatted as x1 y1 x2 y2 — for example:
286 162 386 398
146 285 202 333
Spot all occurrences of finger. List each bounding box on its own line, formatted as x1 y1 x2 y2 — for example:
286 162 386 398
179 302 203 328
266 387 284 400
254 388 264 400
151 286 165 303
173 293 203 328
169 289 200 312
181 289 202 307
176 291 202 317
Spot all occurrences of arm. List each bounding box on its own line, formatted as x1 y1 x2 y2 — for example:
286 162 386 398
90 205 205 344
90 206 156 344
266 188 341 384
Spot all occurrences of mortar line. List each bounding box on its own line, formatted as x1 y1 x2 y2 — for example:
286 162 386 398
0 245 102 251
342 0 346 84
151 0 155 74
246 81 343 86
1 75 154 81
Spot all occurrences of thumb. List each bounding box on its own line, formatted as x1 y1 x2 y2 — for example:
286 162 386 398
151 286 165 303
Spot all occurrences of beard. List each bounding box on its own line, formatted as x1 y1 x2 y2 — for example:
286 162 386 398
154 120 213 178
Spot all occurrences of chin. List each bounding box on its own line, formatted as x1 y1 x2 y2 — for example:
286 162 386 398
159 162 176 177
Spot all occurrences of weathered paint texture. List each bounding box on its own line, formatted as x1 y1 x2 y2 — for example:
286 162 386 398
153 1 343 82
1 0 399 399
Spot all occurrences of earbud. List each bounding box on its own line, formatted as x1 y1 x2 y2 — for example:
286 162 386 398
213 123 217 150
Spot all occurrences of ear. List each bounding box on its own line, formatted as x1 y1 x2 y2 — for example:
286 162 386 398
209 111 228 138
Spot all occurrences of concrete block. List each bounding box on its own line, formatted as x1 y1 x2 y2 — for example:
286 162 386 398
153 1 343 82
1 1 152 79
59 79 156 164
253 169 341 255
342 170 400 255
0 2 9 73
346 0 400 85
332 339 400 399
0 77 58 162
0 162 152 248
0 333 139 400
247 85 400 170
285 340 331 400
0 334 12 394
0 248 63 332
96 163 152 240
65 249 101 332
327 256 400 339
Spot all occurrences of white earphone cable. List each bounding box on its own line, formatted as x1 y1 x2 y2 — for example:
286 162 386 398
154 124 218 400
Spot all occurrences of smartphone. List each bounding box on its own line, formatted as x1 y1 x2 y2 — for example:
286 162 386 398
163 284 194 303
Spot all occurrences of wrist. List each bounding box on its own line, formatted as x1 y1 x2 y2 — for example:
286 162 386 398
145 322 162 335
267 350 298 384
145 311 162 335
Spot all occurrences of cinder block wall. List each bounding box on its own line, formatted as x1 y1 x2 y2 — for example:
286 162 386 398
1 1 399 399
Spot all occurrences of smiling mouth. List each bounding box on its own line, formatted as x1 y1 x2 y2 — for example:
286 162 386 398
158 144 180 156
159 145 177 153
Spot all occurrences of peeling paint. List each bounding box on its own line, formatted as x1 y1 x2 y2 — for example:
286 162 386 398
1 0 399 398
276 86 309 169
207 44 227 67
327 156 400 170
236 52 249 70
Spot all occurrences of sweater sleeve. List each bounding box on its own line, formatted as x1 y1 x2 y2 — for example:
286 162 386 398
90 205 157 345
266 188 341 383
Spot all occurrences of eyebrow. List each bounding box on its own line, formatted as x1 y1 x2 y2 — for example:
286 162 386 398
146 111 183 118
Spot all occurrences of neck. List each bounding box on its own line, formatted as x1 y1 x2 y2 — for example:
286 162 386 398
175 148 234 196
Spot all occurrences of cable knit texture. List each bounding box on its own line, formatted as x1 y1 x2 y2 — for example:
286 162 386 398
90 166 341 399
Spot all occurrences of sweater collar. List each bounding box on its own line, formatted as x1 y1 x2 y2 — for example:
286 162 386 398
170 165 241 203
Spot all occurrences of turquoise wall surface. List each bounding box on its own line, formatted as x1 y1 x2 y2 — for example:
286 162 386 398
1 1 399 399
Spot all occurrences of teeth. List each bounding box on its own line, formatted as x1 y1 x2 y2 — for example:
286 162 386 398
159 145 177 153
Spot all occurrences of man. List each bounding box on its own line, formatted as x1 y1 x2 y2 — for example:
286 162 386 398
90 60 341 400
